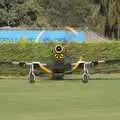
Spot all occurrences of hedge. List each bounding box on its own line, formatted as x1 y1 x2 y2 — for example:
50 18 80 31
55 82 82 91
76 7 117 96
0 41 120 76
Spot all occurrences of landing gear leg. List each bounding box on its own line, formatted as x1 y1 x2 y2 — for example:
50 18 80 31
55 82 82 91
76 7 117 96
28 64 35 83
82 63 89 83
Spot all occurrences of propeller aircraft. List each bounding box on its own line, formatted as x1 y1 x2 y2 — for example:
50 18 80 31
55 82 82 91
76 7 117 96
0 27 119 83
1 43 111 84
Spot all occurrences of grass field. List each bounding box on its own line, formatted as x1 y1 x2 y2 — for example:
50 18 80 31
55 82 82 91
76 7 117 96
0 74 120 120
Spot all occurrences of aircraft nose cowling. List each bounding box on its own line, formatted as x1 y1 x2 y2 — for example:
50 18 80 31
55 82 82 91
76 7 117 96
55 45 63 53
52 45 65 60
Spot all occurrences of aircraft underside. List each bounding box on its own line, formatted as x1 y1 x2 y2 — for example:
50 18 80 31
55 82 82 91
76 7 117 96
51 73 64 80
28 60 89 84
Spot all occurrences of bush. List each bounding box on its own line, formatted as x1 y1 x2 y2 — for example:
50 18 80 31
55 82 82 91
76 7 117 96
0 41 120 76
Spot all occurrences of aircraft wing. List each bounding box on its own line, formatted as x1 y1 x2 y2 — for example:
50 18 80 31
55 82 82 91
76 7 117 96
0 61 52 74
31 62 52 74
70 59 120 73
65 60 107 74
0 61 32 67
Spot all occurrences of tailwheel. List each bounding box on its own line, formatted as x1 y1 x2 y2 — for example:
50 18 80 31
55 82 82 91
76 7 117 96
82 73 89 83
28 72 35 83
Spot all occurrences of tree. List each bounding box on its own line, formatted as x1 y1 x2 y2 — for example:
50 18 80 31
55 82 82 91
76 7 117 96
92 0 120 39
38 0 92 29
0 0 47 27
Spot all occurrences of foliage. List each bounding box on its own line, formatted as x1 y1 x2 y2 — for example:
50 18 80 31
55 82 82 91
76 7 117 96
0 41 120 75
38 0 93 28
92 0 120 39
0 0 94 29
1 41 120 61
0 0 119 38
0 0 46 27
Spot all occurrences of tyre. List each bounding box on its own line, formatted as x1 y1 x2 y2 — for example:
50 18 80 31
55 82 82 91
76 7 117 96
28 72 35 83
82 73 89 83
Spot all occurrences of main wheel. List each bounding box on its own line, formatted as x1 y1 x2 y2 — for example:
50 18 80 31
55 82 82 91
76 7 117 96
28 72 35 83
82 73 89 83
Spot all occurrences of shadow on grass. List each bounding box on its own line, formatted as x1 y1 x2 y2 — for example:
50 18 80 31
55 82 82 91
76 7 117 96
45 77 120 81
64 76 120 81
0 74 120 81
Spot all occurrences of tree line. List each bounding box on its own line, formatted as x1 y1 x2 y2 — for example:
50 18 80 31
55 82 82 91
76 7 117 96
0 0 119 39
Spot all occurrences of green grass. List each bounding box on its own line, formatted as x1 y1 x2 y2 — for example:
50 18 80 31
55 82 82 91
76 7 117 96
0 74 120 120
1 41 120 61
1 41 120 75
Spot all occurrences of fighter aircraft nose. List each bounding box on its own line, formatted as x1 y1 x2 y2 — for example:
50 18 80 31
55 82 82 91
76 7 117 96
56 45 62 52
52 44 65 60
54 45 64 53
